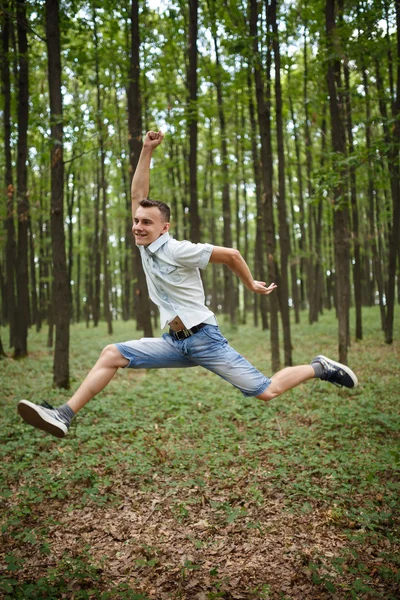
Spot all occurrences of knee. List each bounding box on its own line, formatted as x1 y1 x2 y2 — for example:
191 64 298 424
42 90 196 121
100 344 127 367
256 385 280 403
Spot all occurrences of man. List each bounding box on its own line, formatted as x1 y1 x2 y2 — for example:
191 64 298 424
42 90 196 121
18 131 358 439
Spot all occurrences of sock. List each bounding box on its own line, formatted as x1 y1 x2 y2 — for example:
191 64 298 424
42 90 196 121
311 361 324 379
56 403 76 425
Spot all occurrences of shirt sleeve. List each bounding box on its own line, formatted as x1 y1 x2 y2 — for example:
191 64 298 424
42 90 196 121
171 240 214 270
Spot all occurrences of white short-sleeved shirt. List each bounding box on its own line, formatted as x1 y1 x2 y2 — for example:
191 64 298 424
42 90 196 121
138 232 216 329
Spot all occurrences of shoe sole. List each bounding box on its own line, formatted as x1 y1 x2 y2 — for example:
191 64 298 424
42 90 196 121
314 355 358 388
17 400 68 438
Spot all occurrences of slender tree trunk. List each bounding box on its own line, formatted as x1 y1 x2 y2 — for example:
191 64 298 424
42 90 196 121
326 0 350 363
303 17 315 324
127 0 153 336
240 97 251 321
114 83 132 321
66 167 74 319
93 166 101 326
206 119 219 315
343 61 362 339
285 139 300 324
384 0 400 344
76 178 82 323
14 0 29 359
28 217 38 329
287 67 306 314
188 0 200 242
1 4 17 348
250 0 280 371
271 0 292 365
314 108 327 318
247 68 268 329
210 13 236 324
363 63 386 330
46 0 71 388
93 12 113 335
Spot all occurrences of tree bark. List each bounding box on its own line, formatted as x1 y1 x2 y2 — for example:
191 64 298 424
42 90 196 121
188 0 201 242
247 68 268 330
14 0 29 359
127 0 153 336
325 0 350 363
384 0 400 344
46 0 71 388
1 3 17 348
209 2 236 323
271 0 292 365
250 0 280 371
93 11 113 335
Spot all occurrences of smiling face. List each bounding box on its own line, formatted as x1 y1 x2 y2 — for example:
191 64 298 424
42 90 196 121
132 205 170 246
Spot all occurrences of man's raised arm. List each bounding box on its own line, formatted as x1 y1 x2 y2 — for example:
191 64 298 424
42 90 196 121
131 130 164 221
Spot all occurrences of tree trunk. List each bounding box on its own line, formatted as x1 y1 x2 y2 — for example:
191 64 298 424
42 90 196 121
342 17 362 340
247 68 268 330
285 140 300 324
210 11 236 324
188 0 200 243
384 0 400 344
271 0 292 365
93 165 101 327
303 18 316 324
127 0 153 336
287 65 306 315
28 217 38 329
76 178 82 323
325 0 350 363
46 0 71 388
14 0 29 359
1 3 17 348
250 0 280 371
114 84 132 321
93 11 113 335
363 63 386 331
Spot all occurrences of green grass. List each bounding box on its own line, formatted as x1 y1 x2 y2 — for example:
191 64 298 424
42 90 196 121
0 306 399 599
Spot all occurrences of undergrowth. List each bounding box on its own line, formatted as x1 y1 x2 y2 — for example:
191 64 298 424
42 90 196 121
0 306 399 599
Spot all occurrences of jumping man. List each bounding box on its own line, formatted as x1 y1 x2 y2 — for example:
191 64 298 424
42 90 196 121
18 131 358 438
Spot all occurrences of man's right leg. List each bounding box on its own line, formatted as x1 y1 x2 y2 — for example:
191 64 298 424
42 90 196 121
18 336 193 438
67 345 129 413
17 345 128 438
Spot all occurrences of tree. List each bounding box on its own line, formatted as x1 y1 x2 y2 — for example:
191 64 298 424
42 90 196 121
187 0 201 242
14 0 30 359
46 0 71 388
325 0 350 363
127 0 153 336
1 2 17 348
250 0 280 371
271 0 292 365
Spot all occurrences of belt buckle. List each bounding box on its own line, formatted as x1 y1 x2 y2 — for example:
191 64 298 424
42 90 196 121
181 327 192 339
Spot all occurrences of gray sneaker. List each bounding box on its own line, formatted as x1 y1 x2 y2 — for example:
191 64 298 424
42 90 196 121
311 355 358 389
18 400 69 438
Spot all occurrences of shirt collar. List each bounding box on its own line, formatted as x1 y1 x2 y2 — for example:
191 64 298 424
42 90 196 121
145 232 170 255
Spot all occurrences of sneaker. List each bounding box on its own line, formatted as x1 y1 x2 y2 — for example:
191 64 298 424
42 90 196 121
17 400 69 438
311 355 358 389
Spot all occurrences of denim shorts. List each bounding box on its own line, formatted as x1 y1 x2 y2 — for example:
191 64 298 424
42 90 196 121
115 325 271 397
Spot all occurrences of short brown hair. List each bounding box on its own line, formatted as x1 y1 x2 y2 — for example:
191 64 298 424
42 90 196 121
140 198 170 222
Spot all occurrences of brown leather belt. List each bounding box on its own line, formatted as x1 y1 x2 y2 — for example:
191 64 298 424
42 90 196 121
169 323 207 340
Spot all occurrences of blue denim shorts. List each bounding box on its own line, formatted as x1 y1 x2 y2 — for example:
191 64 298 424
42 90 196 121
115 325 271 397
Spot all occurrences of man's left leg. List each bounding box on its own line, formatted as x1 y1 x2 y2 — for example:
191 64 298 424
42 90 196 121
257 355 358 401
256 365 315 401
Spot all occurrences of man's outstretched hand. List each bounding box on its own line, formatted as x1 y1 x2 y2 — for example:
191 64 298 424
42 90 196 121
143 130 164 150
252 281 277 295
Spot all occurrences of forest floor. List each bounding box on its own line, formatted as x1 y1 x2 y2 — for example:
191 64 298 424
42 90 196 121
0 307 399 600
